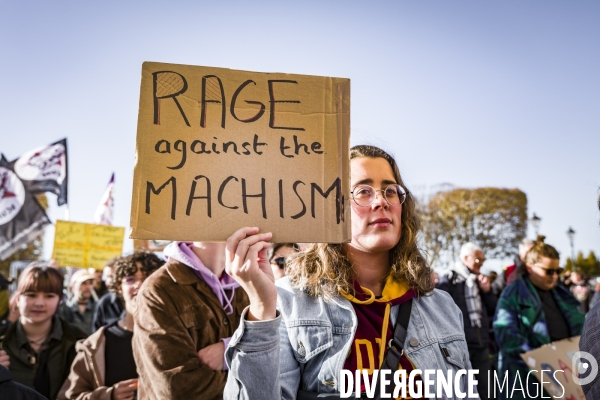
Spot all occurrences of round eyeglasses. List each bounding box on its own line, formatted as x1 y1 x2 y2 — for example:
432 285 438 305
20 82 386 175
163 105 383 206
350 184 407 207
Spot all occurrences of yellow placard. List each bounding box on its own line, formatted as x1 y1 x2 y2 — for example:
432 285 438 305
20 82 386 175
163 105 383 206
52 220 124 269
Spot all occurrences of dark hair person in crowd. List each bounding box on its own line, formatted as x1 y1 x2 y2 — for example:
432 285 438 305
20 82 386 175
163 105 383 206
223 145 477 399
58 251 162 400
579 192 600 399
493 236 584 400
269 243 300 281
92 255 147 332
0 263 86 400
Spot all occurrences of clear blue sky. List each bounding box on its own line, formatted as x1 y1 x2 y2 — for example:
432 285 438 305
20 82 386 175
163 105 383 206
1 1 599 268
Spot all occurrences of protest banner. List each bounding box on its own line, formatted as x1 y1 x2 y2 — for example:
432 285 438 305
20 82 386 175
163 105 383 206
52 220 124 269
130 62 351 243
520 336 584 400
94 173 115 225
9 138 68 206
0 155 51 260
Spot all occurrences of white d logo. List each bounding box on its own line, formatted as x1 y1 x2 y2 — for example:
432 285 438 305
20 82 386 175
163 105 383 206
572 351 599 386
0 167 26 225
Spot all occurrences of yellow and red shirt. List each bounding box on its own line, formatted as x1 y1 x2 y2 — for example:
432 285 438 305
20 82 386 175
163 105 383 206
342 277 420 399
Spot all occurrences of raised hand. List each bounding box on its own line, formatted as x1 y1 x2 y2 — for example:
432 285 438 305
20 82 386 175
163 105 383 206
477 274 491 293
112 378 138 400
225 227 276 321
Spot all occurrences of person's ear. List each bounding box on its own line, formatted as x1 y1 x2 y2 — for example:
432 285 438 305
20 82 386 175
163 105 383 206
525 263 533 273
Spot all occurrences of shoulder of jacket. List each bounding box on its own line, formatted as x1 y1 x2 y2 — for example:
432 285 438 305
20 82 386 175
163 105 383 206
3 380 48 400
422 289 460 315
139 261 187 292
275 277 327 315
440 269 457 280
416 290 466 334
429 288 453 301
75 326 106 354
275 277 316 301
498 277 528 301
437 270 460 287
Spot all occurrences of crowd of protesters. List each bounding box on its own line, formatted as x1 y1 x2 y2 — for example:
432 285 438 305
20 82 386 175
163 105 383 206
0 144 597 399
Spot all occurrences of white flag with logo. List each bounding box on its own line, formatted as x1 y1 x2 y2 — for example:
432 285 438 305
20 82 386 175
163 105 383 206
9 138 68 206
0 155 51 260
94 173 114 225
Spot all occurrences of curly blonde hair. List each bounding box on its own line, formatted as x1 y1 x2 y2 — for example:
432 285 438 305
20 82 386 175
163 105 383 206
287 145 434 298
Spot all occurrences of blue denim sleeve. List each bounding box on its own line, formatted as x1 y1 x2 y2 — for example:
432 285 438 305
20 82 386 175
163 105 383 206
224 306 301 399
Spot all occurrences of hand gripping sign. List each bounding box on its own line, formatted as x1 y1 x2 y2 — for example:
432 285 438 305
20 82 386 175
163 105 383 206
517 336 596 399
130 63 351 243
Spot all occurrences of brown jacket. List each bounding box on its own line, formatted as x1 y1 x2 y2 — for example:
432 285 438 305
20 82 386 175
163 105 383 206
57 326 113 400
132 260 249 400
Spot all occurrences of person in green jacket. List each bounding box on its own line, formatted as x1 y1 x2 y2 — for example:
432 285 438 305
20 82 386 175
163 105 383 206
493 235 584 400
0 263 86 400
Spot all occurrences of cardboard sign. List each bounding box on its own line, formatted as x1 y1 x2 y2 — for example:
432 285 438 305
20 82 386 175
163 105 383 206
130 62 351 243
52 220 124 269
520 336 584 400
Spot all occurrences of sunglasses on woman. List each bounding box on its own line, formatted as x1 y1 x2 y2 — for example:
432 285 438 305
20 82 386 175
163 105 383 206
271 257 286 269
534 264 563 276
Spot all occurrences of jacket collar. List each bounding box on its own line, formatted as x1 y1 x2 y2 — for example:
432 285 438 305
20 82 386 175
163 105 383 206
76 324 106 355
522 275 579 307
15 315 63 349
165 261 206 285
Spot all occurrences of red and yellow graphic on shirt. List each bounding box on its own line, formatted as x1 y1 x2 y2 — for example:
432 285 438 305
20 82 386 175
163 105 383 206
342 277 421 399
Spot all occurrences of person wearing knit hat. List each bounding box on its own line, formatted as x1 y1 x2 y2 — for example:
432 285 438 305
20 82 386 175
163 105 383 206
58 269 97 336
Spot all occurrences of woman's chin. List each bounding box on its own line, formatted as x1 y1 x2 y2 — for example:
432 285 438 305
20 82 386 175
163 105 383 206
350 237 397 253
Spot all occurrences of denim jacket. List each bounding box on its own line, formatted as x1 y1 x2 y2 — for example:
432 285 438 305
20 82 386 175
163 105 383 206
225 277 478 399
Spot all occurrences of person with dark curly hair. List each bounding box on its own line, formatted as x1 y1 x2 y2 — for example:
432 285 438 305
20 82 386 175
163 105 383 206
58 251 163 400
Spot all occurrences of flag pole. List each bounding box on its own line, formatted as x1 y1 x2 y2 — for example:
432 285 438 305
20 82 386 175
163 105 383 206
63 204 73 297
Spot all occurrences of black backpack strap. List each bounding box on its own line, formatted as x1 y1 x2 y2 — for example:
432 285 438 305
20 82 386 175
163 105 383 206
297 299 414 400
376 298 413 399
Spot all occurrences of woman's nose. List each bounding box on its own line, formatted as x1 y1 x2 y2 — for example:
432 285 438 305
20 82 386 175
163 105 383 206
371 190 388 208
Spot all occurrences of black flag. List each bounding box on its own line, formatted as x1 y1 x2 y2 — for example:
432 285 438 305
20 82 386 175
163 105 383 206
8 138 68 206
0 155 51 260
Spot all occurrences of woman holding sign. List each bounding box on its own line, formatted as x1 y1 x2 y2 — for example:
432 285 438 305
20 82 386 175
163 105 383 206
223 145 477 399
